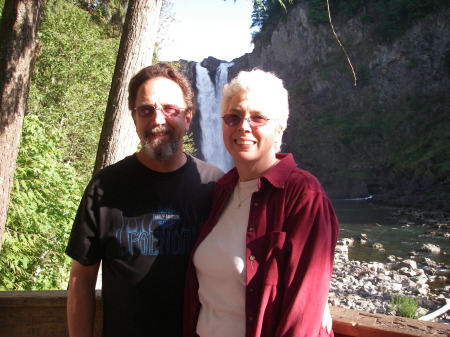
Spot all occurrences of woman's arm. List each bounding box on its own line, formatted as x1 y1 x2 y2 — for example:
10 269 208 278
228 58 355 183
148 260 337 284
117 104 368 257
276 191 339 336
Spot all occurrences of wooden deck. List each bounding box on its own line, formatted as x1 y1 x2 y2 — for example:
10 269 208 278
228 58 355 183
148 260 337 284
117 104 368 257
0 290 449 336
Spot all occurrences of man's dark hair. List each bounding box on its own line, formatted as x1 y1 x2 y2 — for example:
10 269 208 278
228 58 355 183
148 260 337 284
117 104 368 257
128 63 195 113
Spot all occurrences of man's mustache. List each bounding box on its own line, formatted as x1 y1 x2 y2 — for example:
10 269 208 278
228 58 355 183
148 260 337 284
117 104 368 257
144 125 173 137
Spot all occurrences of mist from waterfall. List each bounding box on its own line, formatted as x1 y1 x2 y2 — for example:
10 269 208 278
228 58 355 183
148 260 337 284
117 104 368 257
195 62 234 172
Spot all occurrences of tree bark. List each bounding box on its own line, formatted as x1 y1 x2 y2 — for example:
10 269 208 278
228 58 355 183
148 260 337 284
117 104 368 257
93 0 163 173
0 0 44 250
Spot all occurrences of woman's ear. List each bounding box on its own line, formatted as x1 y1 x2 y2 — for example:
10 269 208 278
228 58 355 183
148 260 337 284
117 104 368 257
276 123 284 140
273 123 285 153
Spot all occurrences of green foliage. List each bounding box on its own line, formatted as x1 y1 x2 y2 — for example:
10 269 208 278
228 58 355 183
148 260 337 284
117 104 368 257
389 296 419 318
0 115 83 290
75 0 127 37
1 0 198 290
374 1 405 43
333 0 365 17
251 0 295 44
303 83 450 198
307 0 328 24
328 0 449 43
0 0 120 290
252 0 448 45
29 0 119 180
317 108 387 149
0 0 4 18
251 0 294 28
389 94 450 180
183 132 197 156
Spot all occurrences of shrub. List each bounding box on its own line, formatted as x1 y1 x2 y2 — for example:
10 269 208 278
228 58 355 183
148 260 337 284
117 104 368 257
389 296 419 318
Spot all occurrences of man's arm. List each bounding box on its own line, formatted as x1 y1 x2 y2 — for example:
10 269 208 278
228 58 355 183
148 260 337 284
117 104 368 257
67 260 100 337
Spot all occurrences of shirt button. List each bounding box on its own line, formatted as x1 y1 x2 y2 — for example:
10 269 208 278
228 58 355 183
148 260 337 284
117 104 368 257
248 316 254 321
248 227 255 232
249 288 255 293
249 255 256 261
253 202 259 207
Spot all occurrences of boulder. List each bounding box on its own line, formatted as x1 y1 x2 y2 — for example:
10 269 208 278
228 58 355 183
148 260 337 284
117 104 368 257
419 243 441 253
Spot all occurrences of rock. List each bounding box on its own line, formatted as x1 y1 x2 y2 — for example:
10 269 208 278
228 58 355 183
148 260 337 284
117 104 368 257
335 245 348 254
373 242 384 250
385 255 397 262
424 210 445 220
412 274 429 286
435 295 449 305
419 298 437 309
419 243 441 253
416 307 428 317
200 56 223 75
355 233 369 244
401 259 418 269
391 283 403 292
330 250 449 323
339 238 355 245
422 257 439 267
417 284 429 296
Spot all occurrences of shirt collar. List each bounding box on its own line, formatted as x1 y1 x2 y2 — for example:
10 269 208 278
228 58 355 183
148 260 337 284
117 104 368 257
261 153 297 189
218 153 297 189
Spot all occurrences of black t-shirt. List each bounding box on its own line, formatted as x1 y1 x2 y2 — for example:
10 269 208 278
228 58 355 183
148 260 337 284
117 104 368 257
66 154 223 337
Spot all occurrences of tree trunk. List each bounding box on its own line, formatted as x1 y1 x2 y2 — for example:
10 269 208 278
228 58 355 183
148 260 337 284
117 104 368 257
0 0 44 251
93 0 163 173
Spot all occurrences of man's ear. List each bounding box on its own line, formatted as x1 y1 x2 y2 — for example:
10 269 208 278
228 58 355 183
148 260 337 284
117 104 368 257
131 112 137 126
184 109 193 131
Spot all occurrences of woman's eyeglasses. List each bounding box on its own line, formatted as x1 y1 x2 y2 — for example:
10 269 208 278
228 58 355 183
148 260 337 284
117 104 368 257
134 104 187 119
221 114 276 128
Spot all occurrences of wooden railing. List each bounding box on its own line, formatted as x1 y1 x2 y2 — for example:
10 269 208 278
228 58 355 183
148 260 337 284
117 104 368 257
0 290 449 337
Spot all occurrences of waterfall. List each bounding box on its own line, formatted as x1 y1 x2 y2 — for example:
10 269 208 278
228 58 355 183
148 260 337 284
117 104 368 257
195 62 234 172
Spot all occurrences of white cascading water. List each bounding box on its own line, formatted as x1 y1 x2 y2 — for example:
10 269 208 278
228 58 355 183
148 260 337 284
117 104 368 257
195 62 234 172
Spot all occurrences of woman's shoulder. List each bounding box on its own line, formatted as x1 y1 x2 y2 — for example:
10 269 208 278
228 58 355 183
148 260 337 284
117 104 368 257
284 166 326 196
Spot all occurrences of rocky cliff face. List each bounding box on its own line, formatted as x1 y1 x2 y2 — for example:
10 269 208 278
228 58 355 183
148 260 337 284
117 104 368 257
183 3 450 211
227 3 450 210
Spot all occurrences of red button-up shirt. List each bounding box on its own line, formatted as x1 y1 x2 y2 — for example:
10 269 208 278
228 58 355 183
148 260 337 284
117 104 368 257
184 153 339 337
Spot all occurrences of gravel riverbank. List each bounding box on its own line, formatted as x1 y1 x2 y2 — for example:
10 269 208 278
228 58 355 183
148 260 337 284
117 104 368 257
330 238 450 324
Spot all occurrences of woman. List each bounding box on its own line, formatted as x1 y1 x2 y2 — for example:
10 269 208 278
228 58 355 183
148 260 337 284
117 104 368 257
184 69 339 337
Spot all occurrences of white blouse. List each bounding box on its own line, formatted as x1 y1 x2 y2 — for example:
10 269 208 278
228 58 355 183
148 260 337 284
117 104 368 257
194 179 258 337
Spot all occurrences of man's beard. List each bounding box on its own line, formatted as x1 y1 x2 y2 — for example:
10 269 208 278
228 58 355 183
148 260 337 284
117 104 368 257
141 125 179 161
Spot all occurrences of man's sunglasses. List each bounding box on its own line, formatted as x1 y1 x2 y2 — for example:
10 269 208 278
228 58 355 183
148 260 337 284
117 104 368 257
134 104 187 119
221 114 276 128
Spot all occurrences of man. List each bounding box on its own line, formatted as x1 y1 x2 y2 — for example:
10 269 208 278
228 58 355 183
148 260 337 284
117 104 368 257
66 63 224 337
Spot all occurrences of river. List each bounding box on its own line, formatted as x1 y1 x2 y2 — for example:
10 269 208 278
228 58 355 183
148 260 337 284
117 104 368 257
331 199 450 266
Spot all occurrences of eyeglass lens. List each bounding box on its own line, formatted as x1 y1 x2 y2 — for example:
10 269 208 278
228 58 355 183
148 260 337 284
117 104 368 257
136 104 182 118
222 114 269 127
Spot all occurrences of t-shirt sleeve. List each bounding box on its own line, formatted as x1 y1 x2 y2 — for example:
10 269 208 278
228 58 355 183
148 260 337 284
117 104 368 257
65 181 102 266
